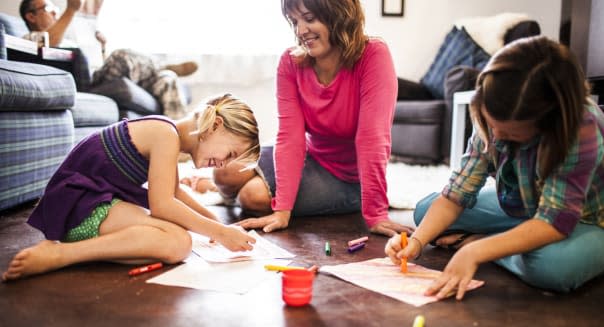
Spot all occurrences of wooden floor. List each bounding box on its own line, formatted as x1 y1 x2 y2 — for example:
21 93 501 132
1 201 602 327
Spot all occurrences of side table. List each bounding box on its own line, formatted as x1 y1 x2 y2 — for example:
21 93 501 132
450 90 475 170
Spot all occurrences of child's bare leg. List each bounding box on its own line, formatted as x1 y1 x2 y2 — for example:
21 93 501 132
2 201 191 281
213 162 257 199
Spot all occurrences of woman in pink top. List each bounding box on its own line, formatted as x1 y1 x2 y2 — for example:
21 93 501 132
211 0 414 236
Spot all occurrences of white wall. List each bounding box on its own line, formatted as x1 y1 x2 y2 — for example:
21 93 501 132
362 0 562 81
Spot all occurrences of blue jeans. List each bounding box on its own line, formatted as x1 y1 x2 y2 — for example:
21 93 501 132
257 146 361 217
414 188 604 292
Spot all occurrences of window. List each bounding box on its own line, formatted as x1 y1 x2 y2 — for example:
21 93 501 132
97 0 293 55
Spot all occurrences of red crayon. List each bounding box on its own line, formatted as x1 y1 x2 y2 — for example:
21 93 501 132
128 262 163 276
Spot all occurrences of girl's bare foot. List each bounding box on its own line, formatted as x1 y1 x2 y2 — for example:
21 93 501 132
181 176 218 193
2 240 65 282
432 233 484 250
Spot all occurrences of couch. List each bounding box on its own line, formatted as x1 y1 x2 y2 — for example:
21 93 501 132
391 17 541 165
0 26 119 211
0 12 189 119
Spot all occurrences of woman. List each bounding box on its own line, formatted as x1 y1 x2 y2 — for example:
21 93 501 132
210 0 413 236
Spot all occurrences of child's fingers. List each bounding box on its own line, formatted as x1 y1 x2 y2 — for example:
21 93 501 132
456 278 471 300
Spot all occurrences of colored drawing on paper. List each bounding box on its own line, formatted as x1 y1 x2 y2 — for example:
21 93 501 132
320 257 484 307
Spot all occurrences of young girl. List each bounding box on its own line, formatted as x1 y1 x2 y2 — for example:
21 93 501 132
2 93 260 281
385 36 604 299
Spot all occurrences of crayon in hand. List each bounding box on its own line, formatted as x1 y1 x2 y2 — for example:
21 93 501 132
400 232 408 273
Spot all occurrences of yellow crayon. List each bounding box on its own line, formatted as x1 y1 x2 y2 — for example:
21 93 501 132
412 315 425 327
264 264 305 272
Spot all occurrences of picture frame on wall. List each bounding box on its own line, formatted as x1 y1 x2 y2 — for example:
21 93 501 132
381 0 404 17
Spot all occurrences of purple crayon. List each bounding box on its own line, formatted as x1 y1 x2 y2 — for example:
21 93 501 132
347 242 366 253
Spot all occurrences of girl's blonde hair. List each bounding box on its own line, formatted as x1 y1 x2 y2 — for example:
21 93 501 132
281 0 368 68
193 93 260 163
470 36 590 179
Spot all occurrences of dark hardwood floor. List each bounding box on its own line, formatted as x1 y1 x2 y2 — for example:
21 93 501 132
1 201 602 327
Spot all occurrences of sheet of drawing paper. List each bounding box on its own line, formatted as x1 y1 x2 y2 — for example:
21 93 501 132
147 254 290 294
320 257 485 307
191 230 295 262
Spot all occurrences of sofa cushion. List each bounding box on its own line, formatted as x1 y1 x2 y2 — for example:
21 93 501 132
71 92 119 127
0 60 76 111
396 77 433 101
393 100 445 124
420 27 490 99
88 77 161 116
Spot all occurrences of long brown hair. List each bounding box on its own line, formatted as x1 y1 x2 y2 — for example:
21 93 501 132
281 0 368 68
470 36 590 179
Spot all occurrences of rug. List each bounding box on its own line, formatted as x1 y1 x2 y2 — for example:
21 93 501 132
386 162 452 209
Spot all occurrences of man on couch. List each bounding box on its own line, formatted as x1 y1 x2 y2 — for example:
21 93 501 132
19 0 197 118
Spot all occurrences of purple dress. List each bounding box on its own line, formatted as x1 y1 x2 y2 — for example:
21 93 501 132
28 116 175 240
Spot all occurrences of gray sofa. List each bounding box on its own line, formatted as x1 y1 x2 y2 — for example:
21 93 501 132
0 30 119 211
391 20 541 165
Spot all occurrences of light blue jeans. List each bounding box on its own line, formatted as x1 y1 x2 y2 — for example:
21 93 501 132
257 146 361 217
414 187 604 292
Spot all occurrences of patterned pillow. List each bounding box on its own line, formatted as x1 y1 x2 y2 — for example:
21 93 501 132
420 27 491 99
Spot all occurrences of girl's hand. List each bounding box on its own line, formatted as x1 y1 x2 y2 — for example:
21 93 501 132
214 225 256 252
424 247 480 300
384 233 421 265
370 220 415 237
236 211 291 233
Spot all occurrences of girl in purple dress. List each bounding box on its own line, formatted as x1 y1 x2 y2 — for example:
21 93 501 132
2 93 260 281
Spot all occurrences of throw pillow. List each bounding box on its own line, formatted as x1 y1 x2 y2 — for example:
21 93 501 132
420 27 491 99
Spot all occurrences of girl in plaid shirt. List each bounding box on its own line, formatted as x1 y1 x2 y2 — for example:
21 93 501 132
386 36 604 300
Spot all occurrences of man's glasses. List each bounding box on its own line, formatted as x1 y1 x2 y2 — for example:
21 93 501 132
29 2 58 14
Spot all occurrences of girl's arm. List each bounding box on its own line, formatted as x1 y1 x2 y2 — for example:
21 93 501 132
427 219 564 300
174 175 218 221
144 123 254 251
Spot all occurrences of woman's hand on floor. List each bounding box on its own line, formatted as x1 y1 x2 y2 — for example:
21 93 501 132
236 210 291 233
370 220 415 237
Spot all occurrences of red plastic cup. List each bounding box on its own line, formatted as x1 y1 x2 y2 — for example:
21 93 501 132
282 269 315 306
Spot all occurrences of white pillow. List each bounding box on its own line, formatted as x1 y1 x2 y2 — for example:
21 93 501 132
455 13 530 55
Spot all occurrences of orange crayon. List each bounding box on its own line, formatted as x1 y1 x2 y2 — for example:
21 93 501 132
400 232 408 273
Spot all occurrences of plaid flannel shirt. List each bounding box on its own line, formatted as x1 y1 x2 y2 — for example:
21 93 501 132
443 104 604 235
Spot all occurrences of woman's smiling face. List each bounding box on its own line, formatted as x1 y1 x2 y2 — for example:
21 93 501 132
287 3 336 61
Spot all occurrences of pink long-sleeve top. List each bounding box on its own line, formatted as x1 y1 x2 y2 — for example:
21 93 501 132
273 38 397 227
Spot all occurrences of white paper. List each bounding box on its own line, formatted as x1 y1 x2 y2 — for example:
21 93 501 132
191 230 295 262
320 257 484 307
147 254 290 294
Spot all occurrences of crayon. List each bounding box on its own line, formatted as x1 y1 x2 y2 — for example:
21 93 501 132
400 232 408 273
347 236 369 247
412 315 425 327
128 262 163 276
347 242 366 253
264 264 306 271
